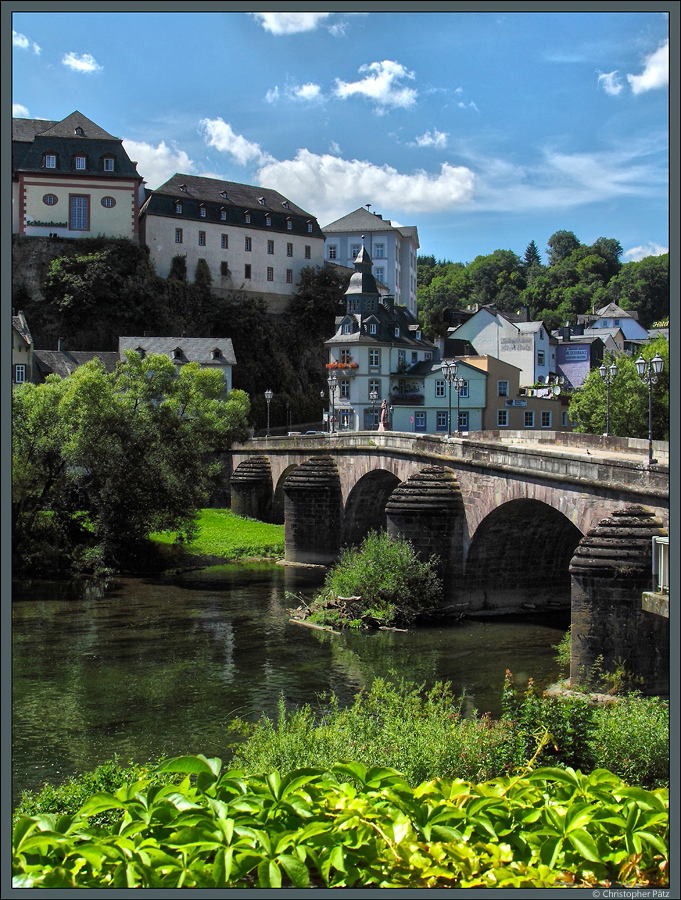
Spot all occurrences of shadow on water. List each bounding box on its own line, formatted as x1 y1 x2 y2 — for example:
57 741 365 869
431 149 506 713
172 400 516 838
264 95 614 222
12 562 569 803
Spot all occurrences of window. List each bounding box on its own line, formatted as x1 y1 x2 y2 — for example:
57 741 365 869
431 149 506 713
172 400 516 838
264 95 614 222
541 411 552 428
199 206 206 218
340 349 352 364
411 351 418 364
44 154 56 168
394 326 400 338
562 411 568 427
537 350 545 366
369 323 377 335
43 194 58 206
613 318 620 326
69 195 89 230
287 219 292 230
415 411 426 432
267 240 274 254
267 267 274 281
398 349 405 367
103 157 114 172
101 196 116 208
369 379 381 396
245 237 252 251
435 380 446 398
220 209 227 221
425 352 432 360
258 197 266 206
286 269 293 283
219 191 228 200
221 261 229 276
340 379 350 399
198 231 206 246
175 202 182 214
307 222 313 233
436 411 448 432
75 126 84 136
497 409 508 427
221 234 228 249
74 156 86 170
282 201 289 209
305 245 311 259
459 380 469 398
416 330 421 341
375 267 384 281
265 215 271 226
328 245 337 259
351 244 360 259
287 243 293 257
175 228 183 243
342 322 352 335
374 243 384 258
244 212 251 223
244 264 251 279
14 364 26 384
524 411 535 428
458 411 469 431
497 380 509 397
369 349 380 367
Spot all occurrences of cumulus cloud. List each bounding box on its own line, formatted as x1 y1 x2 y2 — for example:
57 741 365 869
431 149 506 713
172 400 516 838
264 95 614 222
122 139 197 189
335 60 417 110
251 12 332 35
413 129 448 149
62 52 102 73
292 82 323 101
256 150 475 223
13 30 41 54
627 40 668 94
597 70 623 96
13 103 30 117
623 242 668 262
267 82 324 103
199 117 274 166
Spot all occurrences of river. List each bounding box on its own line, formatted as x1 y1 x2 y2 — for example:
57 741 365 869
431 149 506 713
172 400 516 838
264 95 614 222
12 562 569 804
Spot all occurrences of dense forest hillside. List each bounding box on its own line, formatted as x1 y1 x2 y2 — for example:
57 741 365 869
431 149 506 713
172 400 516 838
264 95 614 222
13 237 348 430
416 230 669 337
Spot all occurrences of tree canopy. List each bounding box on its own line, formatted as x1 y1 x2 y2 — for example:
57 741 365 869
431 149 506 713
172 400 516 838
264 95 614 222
12 353 250 575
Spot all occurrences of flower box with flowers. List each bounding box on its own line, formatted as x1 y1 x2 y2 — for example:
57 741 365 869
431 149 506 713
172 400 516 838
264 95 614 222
326 362 359 369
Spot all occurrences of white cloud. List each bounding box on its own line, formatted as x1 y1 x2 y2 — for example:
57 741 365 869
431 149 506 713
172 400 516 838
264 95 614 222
252 12 332 35
62 52 102 74
199 117 274 166
292 82 323 101
335 60 417 110
414 129 448 149
627 40 668 94
597 71 623 96
13 30 41 54
13 103 30 117
256 150 475 223
265 86 280 104
122 139 197 189
329 141 341 155
457 100 479 112
266 82 324 104
623 242 668 262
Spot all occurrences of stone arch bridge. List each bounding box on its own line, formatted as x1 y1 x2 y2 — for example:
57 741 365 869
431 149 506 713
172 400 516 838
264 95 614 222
229 431 669 691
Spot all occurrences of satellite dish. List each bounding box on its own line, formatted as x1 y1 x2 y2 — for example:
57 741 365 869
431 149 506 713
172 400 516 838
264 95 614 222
552 385 561 396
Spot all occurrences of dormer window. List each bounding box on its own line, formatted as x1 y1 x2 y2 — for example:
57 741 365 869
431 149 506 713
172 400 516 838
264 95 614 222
219 191 228 200
265 215 271 226
416 330 421 341
102 157 115 172
74 155 87 170
179 184 188 192
135 346 146 358
43 153 56 168
172 347 183 360
307 221 313 233
394 326 400 338
175 201 183 214
258 197 266 206
212 348 223 359
282 201 289 209
74 126 84 136
220 208 226 220
286 218 292 230
369 323 377 335
199 205 206 217
342 322 353 335
244 211 251 223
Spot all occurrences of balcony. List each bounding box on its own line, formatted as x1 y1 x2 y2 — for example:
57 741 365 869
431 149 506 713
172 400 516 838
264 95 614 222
391 392 424 406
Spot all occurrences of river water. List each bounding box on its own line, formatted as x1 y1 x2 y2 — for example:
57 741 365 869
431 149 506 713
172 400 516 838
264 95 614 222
12 562 568 803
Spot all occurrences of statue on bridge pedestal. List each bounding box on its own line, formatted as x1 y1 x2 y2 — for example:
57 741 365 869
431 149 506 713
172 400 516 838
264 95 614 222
377 398 390 431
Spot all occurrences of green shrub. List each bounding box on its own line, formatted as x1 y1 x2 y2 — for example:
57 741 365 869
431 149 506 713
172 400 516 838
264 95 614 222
308 532 442 628
12 756 669 888
589 695 669 788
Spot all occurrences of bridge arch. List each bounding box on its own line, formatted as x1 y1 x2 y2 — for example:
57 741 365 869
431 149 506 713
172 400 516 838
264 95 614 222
272 464 300 524
341 469 401 548
464 499 583 612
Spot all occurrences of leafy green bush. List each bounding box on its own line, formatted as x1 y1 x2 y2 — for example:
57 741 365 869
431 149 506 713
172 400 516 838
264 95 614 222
589 695 669 788
12 755 669 888
308 532 442 628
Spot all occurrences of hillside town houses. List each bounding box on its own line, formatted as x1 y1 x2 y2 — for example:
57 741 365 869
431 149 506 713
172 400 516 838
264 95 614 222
13 109 659 438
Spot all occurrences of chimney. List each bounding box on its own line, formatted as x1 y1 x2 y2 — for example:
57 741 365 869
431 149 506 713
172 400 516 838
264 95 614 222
560 326 571 342
520 305 530 323
57 337 65 351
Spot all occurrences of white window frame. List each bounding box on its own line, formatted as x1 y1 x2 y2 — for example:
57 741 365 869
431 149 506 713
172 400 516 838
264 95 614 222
220 209 227 221
374 243 384 258
44 154 56 168
351 244 360 259
369 379 381 396
244 212 251 224
198 231 206 246
103 157 114 172
265 216 272 226
328 245 337 259
340 379 350 399
175 202 182 214
342 322 352 335
497 409 508 427
369 349 380 367
340 410 351 429
368 323 377 335
74 156 86 170
287 219 292 231
14 364 26 384
199 207 206 218
175 228 183 243
375 267 384 281
69 195 89 231
459 380 469 399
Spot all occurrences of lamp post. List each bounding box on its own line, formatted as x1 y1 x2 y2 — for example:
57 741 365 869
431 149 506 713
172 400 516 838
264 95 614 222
369 389 378 430
635 352 664 466
442 360 466 436
598 358 618 436
327 373 338 434
264 388 273 437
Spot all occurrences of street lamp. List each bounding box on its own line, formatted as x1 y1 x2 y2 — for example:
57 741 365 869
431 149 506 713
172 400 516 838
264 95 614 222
264 388 273 437
327 373 338 434
598 358 618 436
442 360 466 436
635 352 664 466
369 389 378 430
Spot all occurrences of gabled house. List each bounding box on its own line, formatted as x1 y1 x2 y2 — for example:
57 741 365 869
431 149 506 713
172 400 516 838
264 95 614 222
12 311 34 386
12 111 143 242
33 344 120 382
577 302 649 345
322 207 419 316
552 325 614 389
324 246 436 431
118 336 236 392
140 174 324 314
447 305 557 386
391 358 486 434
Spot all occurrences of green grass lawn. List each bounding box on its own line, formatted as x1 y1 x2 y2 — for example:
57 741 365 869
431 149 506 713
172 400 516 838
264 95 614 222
150 510 284 561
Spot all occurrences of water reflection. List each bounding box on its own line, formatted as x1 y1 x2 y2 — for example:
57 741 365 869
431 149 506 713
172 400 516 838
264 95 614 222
13 563 568 803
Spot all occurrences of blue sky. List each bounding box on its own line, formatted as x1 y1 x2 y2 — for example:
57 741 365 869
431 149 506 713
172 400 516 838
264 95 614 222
12 9 670 265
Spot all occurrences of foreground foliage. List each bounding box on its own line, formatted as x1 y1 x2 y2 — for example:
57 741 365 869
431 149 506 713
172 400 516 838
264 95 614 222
150 510 284 560
303 532 442 628
12 754 668 889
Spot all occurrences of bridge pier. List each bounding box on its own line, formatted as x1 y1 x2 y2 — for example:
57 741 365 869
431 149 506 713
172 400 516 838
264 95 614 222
229 456 273 521
569 505 668 695
283 456 342 566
